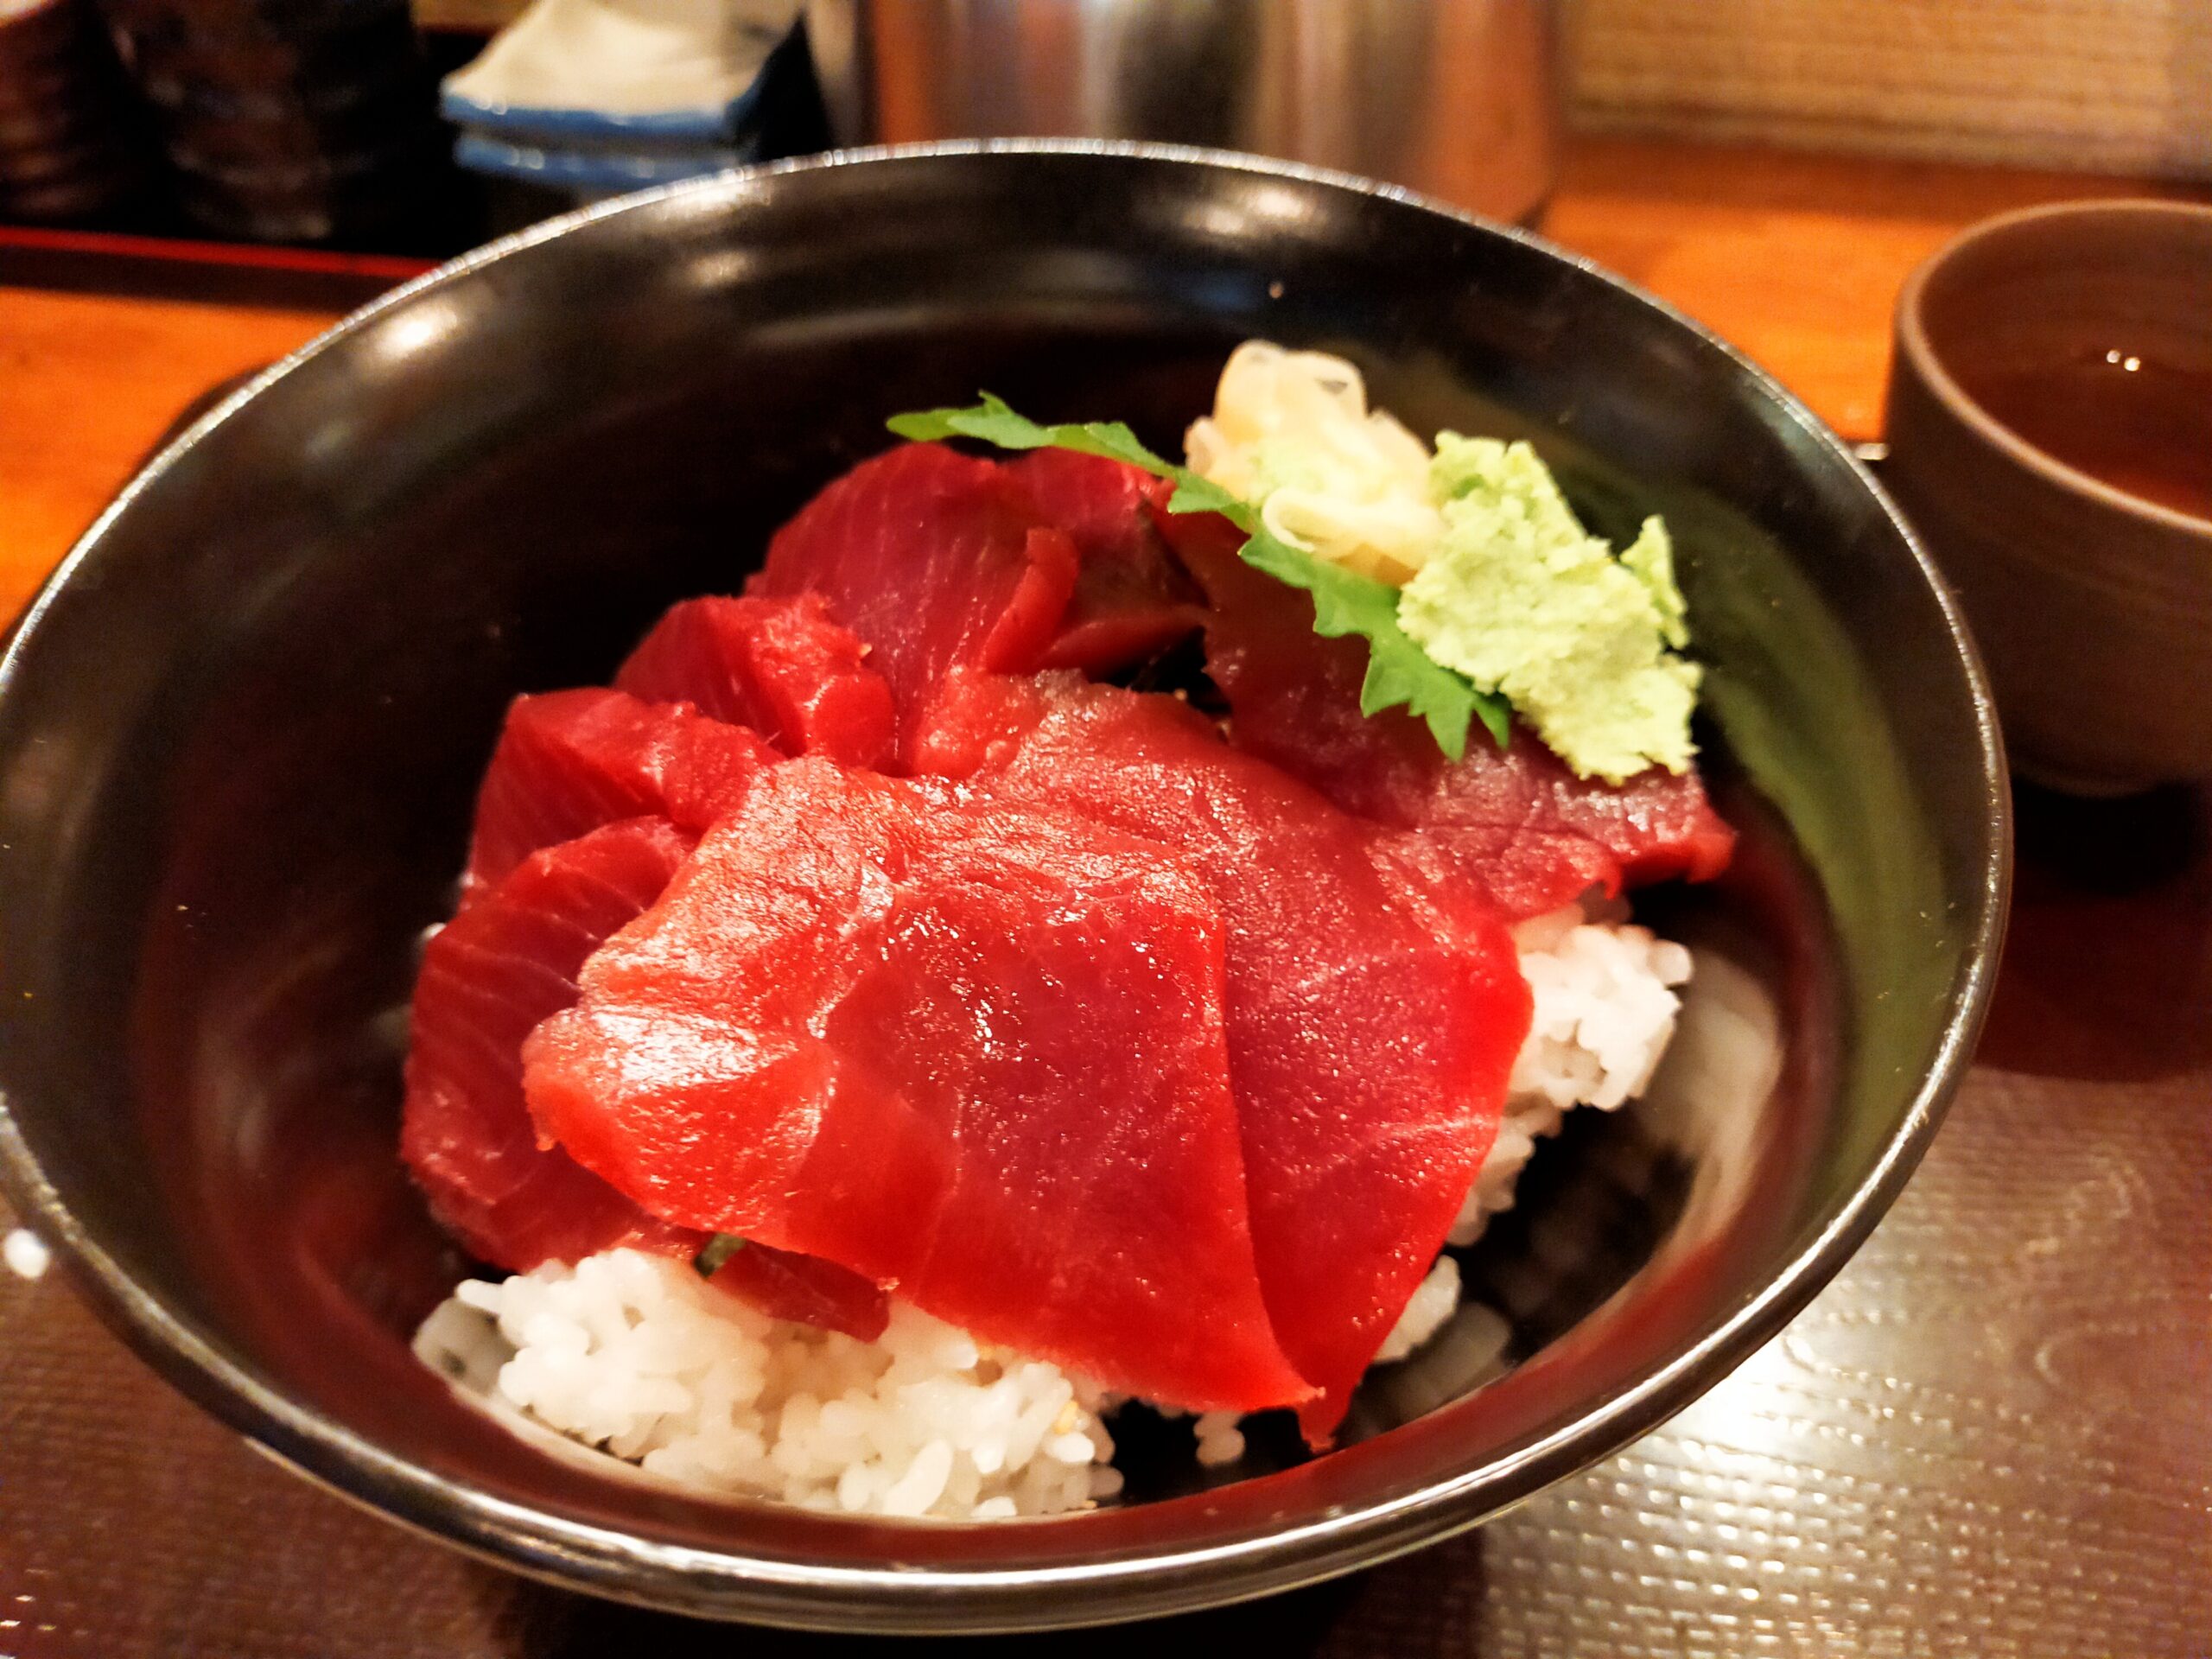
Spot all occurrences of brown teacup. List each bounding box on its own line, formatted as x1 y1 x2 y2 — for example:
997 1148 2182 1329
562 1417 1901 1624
1885 199 2212 795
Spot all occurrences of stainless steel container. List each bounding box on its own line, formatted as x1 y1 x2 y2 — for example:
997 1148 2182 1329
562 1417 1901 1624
804 0 1559 222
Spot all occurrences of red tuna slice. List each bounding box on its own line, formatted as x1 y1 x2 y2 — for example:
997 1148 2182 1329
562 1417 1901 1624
404 817 702 1271
708 1241 890 1342
1383 729 1738 916
463 688 779 900
748 443 1079 754
1159 507 1735 918
614 593 896 769
917 671 1531 1444
1010 448 1209 674
523 759 1310 1414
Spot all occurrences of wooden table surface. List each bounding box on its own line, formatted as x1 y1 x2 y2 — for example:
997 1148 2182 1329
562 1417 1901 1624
2 137 2208 1659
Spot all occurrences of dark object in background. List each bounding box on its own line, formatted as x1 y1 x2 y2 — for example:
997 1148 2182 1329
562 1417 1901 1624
0 0 150 221
96 0 448 242
0 11 824 264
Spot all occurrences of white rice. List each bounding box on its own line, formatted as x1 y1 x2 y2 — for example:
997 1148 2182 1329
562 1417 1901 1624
1446 899 1692 1248
416 897 1689 1517
1192 1409 1247 1467
416 1249 1120 1520
1372 1253 1462 1363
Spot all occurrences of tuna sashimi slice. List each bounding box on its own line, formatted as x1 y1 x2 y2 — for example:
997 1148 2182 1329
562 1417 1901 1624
1010 448 1208 674
463 688 779 900
708 1242 890 1342
917 671 1531 1444
748 443 1079 754
524 759 1310 1414
1376 728 1738 917
1159 507 1735 917
615 593 896 769
403 817 700 1271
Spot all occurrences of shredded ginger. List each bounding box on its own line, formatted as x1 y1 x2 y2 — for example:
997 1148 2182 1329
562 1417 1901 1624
1185 341 1446 585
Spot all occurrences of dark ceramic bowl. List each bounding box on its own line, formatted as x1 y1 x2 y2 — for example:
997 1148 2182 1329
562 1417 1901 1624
0 143 2008 1633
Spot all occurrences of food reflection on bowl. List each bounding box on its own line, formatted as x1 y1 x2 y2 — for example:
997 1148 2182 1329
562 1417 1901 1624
0 143 2006 1632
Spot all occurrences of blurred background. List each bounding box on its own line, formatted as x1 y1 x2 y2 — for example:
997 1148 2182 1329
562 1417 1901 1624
1 0 2203 258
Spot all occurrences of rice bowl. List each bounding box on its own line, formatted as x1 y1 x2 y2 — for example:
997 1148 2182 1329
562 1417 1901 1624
0 145 2005 1630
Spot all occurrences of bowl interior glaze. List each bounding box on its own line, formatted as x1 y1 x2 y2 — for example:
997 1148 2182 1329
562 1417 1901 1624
0 145 2006 1632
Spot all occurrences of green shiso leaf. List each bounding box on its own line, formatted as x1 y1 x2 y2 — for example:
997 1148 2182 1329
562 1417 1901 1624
1234 524 1504 760
694 1233 747 1277
1161 472 1255 525
887 396 1509 760
887 394 1178 477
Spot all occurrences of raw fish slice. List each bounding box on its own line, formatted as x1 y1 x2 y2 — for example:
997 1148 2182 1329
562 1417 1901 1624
1376 729 1737 918
463 688 778 899
916 671 1530 1443
524 760 1310 1414
1159 508 1735 917
748 443 1079 753
404 817 700 1271
1010 448 1209 673
615 593 896 768
708 1241 890 1342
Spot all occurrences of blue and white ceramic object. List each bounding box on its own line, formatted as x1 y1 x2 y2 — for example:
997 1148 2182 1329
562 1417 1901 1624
442 0 803 200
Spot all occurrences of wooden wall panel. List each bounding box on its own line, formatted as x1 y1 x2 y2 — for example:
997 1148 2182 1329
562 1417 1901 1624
1567 0 2212 180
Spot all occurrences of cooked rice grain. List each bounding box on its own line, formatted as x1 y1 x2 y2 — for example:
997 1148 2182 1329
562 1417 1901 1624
416 1249 1117 1520
1447 902 1690 1247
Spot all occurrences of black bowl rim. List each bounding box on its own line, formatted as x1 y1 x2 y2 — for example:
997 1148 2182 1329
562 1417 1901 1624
0 137 2012 1632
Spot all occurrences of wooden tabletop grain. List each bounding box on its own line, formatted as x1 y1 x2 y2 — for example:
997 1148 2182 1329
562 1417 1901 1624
3 137 2204 629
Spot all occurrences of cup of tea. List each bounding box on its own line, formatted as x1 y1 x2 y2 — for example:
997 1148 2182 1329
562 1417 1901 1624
1885 200 2212 795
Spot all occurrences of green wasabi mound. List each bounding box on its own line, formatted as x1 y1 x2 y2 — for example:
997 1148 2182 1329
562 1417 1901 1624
1399 436 1699 785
